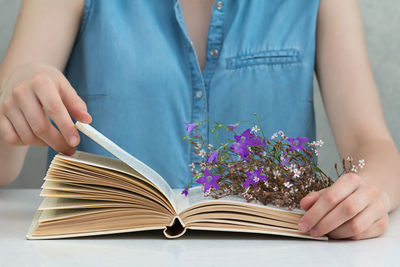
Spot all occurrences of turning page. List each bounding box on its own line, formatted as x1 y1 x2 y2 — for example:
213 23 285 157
76 122 177 212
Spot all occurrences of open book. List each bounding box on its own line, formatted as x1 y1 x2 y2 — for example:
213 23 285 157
27 122 327 240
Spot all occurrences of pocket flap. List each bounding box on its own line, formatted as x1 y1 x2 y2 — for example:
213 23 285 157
226 49 300 69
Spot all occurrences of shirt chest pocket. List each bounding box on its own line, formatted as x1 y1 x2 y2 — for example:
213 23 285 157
77 85 108 103
226 49 300 69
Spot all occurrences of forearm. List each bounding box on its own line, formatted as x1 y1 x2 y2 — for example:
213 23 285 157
0 138 29 187
345 138 400 212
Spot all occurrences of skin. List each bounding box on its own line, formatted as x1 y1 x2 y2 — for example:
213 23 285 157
0 0 91 186
0 0 399 240
300 0 400 240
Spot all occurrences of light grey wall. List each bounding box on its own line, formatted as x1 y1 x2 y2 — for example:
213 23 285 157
1 0 399 188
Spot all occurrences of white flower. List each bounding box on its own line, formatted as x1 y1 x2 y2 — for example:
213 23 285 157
288 163 297 172
293 169 301 178
262 151 267 157
199 149 206 158
201 162 207 170
251 125 259 133
351 165 358 173
278 130 284 136
273 170 281 177
204 188 211 196
271 133 278 139
314 149 319 156
347 156 353 161
208 144 214 150
283 181 293 188
358 159 365 169
189 163 195 169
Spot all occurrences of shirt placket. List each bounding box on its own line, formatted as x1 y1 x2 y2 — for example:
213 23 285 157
174 0 225 174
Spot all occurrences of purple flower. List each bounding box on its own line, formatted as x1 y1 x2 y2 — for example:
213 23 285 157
242 168 267 188
184 122 198 135
228 123 238 132
230 129 263 160
181 188 188 197
280 152 290 166
287 136 309 151
196 168 220 193
206 150 219 166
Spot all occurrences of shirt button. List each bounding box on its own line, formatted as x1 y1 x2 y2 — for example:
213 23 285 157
195 90 203 98
210 48 219 56
216 1 223 10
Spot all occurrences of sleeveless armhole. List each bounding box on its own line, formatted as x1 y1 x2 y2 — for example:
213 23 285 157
48 0 93 170
73 0 93 46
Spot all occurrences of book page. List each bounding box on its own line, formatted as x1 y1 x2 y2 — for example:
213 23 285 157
174 186 305 215
76 122 176 212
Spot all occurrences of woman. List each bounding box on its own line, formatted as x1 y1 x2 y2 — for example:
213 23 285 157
0 0 399 240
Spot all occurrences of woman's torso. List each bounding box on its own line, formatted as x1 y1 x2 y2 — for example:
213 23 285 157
48 0 321 188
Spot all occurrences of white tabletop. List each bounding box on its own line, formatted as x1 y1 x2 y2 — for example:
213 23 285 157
0 189 399 267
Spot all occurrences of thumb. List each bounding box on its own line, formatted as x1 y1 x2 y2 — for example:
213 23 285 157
59 77 92 124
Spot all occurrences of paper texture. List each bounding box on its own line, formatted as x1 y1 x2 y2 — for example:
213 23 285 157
75 122 176 212
173 186 305 215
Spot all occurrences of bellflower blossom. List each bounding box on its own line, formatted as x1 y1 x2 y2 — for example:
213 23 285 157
287 137 309 151
228 123 238 132
243 168 268 188
206 150 219 166
181 188 188 197
184 122 198 136
196 168 220 193
280 152 290 166
230 129 263 160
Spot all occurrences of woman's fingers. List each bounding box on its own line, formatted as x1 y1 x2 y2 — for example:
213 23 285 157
31 74 80 147
0 64 89 153
300 188 327 211
308 186 373 237
350 216 388 240
58 76 92 124
298 173 360 232
2 98 37 145
327 201 387 239
13 86 73 152
0 114 23 146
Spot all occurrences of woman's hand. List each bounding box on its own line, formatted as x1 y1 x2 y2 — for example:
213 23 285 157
298 173 391 240
0 62 92 155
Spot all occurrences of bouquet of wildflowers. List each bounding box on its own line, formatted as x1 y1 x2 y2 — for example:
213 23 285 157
182 114 365 210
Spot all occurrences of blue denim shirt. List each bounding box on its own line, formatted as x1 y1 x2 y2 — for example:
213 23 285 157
47 0 321 188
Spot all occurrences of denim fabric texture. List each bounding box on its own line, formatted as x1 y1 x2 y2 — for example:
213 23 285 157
47 0 321 188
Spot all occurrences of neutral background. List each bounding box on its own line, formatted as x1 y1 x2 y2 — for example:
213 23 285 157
1 0 399 188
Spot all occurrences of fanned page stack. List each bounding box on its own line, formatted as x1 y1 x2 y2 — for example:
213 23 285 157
27 122 327 240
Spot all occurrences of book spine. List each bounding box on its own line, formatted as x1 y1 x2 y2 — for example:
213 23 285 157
163 216 187 239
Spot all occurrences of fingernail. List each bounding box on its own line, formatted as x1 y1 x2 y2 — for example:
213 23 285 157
84 112 92 122
298 222 308 232
69 135 78 147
